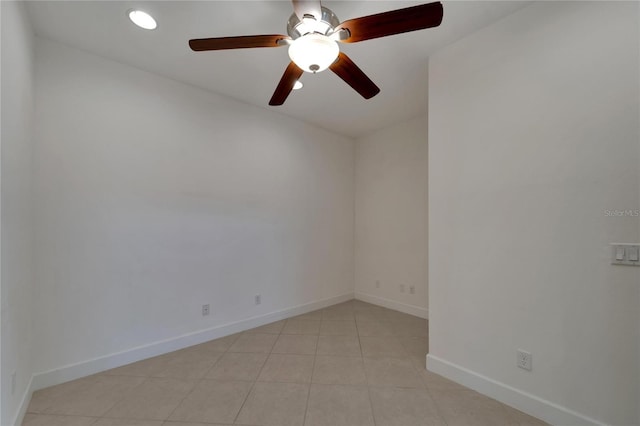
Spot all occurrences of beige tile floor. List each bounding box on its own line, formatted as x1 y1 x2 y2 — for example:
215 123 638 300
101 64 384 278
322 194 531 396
24 300 548 426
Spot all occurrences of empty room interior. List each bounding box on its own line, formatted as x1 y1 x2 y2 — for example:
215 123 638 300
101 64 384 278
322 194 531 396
2 1 639 426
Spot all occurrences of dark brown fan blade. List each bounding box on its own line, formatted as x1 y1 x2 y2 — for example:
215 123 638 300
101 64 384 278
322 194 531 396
336 2 443 43
292 0 323 21
269 62 304 106
329 52 380 99
189 35 290 51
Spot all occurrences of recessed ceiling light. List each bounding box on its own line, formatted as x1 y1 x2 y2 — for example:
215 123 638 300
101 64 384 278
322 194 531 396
293 81 303 90
128 9 157 30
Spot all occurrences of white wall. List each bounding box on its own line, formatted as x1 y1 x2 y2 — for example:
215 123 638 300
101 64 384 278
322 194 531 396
637 3 640 417
354 117 428 317
428 2 639 425
1 1 36 425
32 38 355 375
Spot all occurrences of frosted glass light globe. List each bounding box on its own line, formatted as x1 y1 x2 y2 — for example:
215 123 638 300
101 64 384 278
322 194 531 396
288 33 339 73
128 10 157 30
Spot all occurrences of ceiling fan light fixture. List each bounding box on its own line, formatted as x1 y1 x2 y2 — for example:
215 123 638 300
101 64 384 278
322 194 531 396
288 33 339 73
287 7 340 38
188 1 444 105
300 16 331 35
128 9 157 30
293 81 303 90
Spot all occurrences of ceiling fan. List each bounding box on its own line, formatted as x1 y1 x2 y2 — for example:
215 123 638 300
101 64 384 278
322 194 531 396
189 0 443 106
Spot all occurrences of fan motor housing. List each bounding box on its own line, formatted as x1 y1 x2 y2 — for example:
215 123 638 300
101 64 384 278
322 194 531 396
287 6 340 39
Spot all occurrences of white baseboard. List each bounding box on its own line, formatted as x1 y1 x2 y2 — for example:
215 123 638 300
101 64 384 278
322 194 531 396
354 292 428 319
10 375 34 426
26 292 353 396
426 354 607 426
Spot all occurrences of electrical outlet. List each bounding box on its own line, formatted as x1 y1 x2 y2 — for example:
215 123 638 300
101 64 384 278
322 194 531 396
400 284 405 293
375 280 380 289
255 294 261 305
11 372 16 395
409 285 415 294
517 349 532 371
202 304 210 316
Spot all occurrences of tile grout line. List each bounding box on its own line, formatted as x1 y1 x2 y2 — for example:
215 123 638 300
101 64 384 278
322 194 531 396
157 333 238 424
95 374 152 420
22 413 102 426
413 318 451 426
355 311 378 426
423 378 451 426
231 329 278 424
278 315 338 421
138 345 226 423
300 325 320 426
99 336 238 423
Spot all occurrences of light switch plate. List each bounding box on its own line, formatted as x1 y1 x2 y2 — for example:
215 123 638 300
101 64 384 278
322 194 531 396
611 244 640 266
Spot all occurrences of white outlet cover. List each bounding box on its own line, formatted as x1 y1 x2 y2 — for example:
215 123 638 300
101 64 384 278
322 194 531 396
517 349 532 371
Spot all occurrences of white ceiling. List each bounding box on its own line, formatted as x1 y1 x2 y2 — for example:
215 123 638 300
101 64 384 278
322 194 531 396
26 0 531 138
